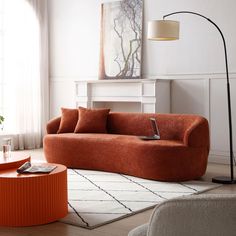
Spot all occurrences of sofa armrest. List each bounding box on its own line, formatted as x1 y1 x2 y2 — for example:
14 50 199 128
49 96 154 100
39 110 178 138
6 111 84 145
147 194 236 236
46 117 61 134
183 117 209 150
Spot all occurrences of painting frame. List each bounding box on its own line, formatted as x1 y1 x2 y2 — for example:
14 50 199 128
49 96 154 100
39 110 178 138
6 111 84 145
99 0 143 80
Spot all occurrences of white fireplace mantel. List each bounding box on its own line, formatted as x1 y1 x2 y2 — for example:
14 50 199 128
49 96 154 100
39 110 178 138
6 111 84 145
75 79 170 113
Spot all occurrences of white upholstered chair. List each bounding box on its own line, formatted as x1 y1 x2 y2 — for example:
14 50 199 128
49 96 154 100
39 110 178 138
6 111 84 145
128 194 236 236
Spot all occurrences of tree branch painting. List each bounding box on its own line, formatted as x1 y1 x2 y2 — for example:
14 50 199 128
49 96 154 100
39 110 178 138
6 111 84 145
99 0 143 80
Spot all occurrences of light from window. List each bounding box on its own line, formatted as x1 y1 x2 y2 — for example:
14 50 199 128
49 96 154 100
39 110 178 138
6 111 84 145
0 0 40 134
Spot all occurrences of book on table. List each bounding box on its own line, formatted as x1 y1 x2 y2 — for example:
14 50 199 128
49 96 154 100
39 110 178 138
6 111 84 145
17 161 57 174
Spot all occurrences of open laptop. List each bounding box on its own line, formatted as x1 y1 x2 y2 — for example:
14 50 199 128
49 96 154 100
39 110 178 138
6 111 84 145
138 117 161 140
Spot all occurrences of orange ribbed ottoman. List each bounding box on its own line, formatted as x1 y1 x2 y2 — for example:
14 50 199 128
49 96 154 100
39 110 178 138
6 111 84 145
0 163 68 226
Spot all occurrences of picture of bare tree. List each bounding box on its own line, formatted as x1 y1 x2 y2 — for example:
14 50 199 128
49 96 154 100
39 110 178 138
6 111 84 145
99 0 143 80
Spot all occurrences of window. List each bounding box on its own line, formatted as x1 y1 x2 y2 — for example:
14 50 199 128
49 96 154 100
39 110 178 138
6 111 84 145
0 0 41 135
0 0 4 116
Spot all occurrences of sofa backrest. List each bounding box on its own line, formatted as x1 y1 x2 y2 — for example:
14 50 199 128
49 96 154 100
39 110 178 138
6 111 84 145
107 112 205 141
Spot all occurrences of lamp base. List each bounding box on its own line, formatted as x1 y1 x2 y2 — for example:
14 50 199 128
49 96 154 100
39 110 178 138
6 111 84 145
212 176 236 184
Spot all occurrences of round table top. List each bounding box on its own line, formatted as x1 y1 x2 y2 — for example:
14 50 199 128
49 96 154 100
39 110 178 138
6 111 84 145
0 152 31 170
0 163 67 179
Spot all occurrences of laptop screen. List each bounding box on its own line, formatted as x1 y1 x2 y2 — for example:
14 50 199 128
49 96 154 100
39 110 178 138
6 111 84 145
150 118 160 138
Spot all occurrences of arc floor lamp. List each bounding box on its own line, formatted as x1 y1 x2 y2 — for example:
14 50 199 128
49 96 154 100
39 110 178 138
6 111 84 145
147 11 235 184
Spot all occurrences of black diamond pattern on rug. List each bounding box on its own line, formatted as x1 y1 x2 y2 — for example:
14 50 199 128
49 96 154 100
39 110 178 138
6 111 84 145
59 169 221 229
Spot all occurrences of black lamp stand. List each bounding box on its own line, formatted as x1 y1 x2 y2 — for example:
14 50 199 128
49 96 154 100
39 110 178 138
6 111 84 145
163 11 235 184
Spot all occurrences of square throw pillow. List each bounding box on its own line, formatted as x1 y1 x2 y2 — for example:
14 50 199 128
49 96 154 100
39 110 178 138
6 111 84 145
74 107 110 133
57 108 79 133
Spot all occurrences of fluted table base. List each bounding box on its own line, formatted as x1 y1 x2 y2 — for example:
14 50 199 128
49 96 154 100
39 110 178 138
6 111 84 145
0 164 68 226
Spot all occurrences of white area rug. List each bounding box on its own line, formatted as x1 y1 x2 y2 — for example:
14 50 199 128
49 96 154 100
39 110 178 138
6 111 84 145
59 169 221 229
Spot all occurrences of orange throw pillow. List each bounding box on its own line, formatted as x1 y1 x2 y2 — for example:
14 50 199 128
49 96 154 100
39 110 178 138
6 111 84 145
74 107 110 133
57 108 79 133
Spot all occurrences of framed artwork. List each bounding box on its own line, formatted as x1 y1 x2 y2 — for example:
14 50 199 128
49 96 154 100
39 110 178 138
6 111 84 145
99 0 143 80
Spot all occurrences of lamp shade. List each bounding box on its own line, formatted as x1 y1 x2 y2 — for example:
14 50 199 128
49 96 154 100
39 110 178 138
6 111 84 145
147 20 180 41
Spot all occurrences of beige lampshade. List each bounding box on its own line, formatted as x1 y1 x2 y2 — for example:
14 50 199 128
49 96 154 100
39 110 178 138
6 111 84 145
147 20 180 41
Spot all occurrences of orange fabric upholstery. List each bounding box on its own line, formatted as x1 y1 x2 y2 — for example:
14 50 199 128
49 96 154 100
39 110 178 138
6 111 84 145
74 107 110 133
57 108 78 133
43 112 209 182
46 116 61 134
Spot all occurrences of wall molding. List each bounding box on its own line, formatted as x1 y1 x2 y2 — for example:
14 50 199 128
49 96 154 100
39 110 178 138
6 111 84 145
143 72 236 80
50 72 236 82
209 151 230 165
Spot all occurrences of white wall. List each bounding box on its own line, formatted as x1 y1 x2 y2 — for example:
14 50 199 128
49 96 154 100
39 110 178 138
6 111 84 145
144 0 236 76
48 0 236 163
49 0 102 116
170 75 236 164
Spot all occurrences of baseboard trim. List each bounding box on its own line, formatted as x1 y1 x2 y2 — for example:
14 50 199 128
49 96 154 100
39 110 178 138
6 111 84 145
208 154 230 165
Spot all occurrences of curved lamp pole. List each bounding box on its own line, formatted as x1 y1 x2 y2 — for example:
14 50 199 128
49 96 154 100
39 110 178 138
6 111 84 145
148 11 235 184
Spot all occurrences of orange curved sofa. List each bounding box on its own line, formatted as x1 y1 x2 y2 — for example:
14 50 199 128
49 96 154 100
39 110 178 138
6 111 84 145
43 112 209 182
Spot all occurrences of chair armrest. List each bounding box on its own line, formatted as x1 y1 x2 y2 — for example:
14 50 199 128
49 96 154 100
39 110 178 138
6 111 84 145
128 223 148 236
46 117 61 134
183 117 209 151
148 194 236 236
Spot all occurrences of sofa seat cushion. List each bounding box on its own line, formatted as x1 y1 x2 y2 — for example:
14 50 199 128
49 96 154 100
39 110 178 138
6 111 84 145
45 133 185 148
44 133 207 181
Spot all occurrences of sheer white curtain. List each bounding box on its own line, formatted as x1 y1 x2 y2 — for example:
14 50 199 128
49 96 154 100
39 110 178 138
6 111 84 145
26 0 49 140
3 0 49 149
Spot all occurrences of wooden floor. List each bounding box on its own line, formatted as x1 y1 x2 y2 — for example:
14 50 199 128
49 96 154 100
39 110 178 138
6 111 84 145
0 149 236 236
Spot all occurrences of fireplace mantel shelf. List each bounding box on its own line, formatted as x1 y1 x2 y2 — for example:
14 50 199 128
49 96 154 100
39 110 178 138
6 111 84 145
76 78 169 83
75 79 170 113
